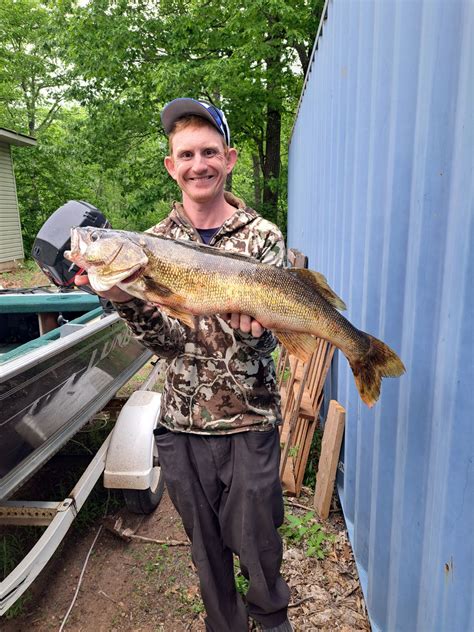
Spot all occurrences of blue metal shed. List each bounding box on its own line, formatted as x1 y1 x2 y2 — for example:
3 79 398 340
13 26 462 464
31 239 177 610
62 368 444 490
287 1 473 630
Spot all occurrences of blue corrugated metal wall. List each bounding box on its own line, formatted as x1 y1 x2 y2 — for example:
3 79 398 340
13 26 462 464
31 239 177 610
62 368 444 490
288 1 473 630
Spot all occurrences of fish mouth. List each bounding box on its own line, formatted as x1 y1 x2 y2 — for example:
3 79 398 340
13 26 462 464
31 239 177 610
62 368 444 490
120 265 145 284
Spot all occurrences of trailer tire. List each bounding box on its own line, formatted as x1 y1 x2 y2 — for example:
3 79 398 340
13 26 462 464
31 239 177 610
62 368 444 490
122 469 165 514
122 442 165 514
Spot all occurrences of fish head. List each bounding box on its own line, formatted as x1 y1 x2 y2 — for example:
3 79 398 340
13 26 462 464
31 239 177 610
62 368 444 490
65 227 149 292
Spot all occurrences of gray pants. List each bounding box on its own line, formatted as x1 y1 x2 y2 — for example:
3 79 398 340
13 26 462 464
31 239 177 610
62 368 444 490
154 427 290 632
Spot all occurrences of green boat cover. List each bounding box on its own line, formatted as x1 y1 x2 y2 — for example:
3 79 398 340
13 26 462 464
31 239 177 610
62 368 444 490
0 292 100 314
0 307 104 364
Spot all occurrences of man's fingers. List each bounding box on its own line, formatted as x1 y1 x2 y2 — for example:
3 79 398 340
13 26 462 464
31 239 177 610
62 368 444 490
230 313 241 329
251 319 264 338
228 313 264 338
239 314 252 334
74 273 89 286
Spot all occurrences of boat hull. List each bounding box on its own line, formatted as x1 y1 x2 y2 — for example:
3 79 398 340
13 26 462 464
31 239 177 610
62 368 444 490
0 311 151 500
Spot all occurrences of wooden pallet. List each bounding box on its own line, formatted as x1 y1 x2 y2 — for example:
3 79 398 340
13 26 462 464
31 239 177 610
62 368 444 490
278 339 335 496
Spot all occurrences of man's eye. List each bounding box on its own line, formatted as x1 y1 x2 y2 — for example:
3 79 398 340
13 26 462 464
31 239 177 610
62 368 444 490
205 149 216 157
180 152 192 159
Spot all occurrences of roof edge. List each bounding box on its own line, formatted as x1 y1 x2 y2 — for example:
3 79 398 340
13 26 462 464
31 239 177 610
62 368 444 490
0 127 37 147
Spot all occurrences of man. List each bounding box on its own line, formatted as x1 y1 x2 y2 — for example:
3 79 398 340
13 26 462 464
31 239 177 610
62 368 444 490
77 98 292 632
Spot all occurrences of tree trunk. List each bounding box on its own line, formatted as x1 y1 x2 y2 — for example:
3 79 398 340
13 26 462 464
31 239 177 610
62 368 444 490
260 12 284 225
262 104 281 224
252 152 261 208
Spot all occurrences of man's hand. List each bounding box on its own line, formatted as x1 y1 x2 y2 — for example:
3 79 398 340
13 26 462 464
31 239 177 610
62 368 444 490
227 313 264 338
75 273 133 303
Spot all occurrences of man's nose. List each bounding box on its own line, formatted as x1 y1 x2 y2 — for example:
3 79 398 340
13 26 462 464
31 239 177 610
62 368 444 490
191 153 207 171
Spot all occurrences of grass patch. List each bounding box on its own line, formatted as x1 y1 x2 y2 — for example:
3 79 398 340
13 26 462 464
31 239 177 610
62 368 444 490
143 546 169 577
117 359 166 397
1 530 39 618
234 557 249 596
177 586 205 615
0 527 44 618
280 510 333 559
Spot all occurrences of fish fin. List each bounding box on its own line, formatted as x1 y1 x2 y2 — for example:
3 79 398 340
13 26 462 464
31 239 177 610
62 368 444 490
160 305 196 330
144 279 173 297
274 331 319 363
348 334 405 407
288 269 347 311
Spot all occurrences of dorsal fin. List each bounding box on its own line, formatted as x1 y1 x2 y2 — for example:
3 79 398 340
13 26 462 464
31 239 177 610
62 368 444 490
288 268 347 311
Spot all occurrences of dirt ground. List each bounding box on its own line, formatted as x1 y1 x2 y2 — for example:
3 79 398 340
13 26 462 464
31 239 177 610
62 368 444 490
0 261 46 289
1 271 370 631
2 485 369 631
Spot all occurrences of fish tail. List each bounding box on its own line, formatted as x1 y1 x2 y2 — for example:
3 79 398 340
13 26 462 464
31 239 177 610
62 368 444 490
349 334 405 407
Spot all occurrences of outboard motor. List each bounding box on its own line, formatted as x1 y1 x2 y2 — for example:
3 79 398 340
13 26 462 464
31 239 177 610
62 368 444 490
31 200 110 292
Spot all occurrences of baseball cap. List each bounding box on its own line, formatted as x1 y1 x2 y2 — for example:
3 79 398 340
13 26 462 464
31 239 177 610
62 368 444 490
161 98 231 146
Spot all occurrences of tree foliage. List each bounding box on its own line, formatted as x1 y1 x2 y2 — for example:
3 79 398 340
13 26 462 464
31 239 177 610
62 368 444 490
0 0 72 134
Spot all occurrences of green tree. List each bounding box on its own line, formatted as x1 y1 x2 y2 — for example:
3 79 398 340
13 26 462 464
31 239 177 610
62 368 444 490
0 0 82 251
0 0 72 135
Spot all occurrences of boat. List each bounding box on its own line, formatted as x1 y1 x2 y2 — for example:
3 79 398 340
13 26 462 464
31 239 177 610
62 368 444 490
0 288 165 616
0 203 164 615
0 287 152 501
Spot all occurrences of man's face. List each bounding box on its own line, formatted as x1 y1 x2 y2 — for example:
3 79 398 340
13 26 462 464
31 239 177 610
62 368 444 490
164 124 237 205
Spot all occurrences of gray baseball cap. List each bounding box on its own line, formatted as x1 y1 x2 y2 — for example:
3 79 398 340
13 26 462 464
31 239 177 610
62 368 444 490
161 98 231 145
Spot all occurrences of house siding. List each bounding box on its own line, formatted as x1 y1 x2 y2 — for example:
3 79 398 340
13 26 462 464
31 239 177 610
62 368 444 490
0 141 24 265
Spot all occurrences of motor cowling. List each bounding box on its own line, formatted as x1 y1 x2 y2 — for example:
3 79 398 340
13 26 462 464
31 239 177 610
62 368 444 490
31 200 111 291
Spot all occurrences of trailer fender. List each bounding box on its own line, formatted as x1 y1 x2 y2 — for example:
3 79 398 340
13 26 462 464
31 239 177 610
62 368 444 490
104 390 162 490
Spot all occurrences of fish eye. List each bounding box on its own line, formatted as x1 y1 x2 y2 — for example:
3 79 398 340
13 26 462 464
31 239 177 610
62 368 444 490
90 231 99 242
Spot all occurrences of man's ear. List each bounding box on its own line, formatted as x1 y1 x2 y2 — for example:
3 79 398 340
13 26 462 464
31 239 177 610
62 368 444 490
226 148 238 174
164 156 176 180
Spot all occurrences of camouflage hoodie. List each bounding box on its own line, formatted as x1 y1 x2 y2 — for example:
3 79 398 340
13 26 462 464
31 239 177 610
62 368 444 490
115 192 286 434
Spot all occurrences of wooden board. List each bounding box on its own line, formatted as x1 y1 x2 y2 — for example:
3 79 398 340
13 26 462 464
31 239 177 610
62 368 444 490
314 400 346 519
287 248 308 268
280 412 311 495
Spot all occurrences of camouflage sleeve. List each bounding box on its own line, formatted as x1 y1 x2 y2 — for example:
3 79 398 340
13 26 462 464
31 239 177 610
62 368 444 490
235 327 279 354
234 225 286 354
113 298 186 359
258 229 287 267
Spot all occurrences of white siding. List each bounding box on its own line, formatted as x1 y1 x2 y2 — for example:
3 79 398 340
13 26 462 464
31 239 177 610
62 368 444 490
0 141 24 263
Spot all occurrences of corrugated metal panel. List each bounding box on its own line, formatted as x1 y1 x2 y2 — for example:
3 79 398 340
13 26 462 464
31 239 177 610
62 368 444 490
0 141 24 262
288 1 473 631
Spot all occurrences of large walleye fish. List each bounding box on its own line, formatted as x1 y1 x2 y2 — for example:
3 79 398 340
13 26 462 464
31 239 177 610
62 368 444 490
65 227 405 407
